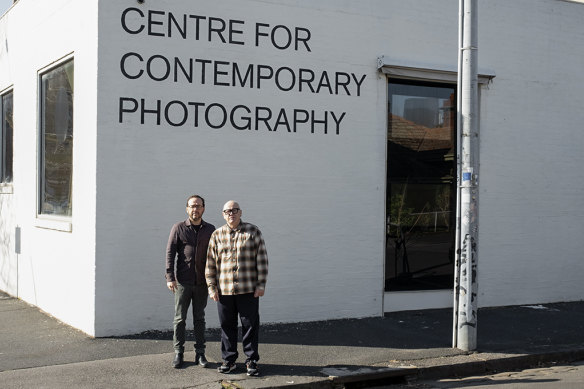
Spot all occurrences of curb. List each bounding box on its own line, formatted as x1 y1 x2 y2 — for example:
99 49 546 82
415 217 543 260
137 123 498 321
222 348 584 389
417 348 584 380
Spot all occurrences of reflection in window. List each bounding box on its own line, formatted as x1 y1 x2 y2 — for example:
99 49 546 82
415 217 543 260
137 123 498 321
39 60 74 216
1 90 13 184
386 80 456 291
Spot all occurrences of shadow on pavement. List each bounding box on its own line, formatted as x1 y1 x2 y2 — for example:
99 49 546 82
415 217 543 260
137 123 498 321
113 309 454 350
114 302 584 354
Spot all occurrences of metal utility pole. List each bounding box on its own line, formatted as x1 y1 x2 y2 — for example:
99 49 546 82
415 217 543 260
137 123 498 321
453 0 479 351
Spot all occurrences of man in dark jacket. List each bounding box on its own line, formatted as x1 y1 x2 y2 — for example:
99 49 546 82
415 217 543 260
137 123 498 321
166 195 215 368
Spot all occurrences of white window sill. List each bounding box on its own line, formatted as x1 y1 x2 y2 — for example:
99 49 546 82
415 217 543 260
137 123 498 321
35 217 72 232
0 184 13 194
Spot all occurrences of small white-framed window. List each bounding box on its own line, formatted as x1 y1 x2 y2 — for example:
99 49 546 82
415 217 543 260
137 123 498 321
38 58 74 217
1 88 13 187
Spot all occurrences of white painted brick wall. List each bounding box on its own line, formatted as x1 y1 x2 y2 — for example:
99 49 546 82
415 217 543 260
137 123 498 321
1 0 583 336
477 0 584 307
0 0 98 335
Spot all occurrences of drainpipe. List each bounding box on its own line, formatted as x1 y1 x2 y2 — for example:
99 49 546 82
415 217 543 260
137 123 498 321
15 226 21 298
453 0 479 351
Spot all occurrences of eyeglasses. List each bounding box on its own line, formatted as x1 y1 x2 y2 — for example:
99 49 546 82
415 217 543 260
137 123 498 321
223 208 240 215
188 205 204 209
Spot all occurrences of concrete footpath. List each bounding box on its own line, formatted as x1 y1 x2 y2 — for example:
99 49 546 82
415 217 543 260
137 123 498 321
1 291 583 389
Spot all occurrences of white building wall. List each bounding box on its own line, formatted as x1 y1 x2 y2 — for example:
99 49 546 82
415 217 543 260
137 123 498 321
0 0 98 335
94 0 404 335
0 0 19 302
1 0 583 337
477 0 584 306
93 0 584 335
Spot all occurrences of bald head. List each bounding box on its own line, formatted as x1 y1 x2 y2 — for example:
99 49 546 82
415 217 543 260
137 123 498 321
222 200 242 229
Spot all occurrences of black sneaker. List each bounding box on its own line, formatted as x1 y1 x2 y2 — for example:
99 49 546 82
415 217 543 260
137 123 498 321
218 361 236 374
172 353 184 369
246 360 259 376
195 353 208 368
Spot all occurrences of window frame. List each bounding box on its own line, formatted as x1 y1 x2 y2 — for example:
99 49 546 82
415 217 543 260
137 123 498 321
385 78 458 292
379 57 494 293
377 56 495 85
36 55 74 229
1 87 14 192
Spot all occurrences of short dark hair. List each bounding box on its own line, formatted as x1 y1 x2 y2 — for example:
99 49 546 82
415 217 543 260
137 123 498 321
186 195 205 207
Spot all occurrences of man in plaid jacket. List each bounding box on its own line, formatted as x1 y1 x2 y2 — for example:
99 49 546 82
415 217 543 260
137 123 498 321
206 200 268 376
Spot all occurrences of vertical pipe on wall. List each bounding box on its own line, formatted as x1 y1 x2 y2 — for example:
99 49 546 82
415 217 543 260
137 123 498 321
455 0 479 351
15 226 20 298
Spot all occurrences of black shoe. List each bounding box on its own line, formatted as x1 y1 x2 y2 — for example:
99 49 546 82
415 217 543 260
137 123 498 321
218 361 236 374
195 353 208 368
172 353 184 368
246 360 259 376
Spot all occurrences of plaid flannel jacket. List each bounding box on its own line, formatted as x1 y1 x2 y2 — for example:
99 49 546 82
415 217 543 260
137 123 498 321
205 221 268 296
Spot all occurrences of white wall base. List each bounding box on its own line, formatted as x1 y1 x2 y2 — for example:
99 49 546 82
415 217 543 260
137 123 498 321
384 290 453 312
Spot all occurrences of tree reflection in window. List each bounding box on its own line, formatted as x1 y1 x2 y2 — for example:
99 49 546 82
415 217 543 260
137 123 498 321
1 90 13 183
386 80 456 291
40 60 74 216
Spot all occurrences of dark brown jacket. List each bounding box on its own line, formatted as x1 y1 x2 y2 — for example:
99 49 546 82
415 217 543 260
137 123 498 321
166 219 215 285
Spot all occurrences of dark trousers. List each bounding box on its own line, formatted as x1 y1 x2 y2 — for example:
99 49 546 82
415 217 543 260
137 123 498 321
173 283 208 354
217 293 260 363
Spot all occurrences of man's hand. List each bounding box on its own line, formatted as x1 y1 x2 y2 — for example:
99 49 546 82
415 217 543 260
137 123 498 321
167 281 177 292
209 291 219 301
254 288 265 298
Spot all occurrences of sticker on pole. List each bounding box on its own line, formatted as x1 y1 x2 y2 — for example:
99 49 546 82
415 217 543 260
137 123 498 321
462 168 473 187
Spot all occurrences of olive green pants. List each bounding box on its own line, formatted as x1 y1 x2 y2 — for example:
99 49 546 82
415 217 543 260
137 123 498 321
173 283 208 354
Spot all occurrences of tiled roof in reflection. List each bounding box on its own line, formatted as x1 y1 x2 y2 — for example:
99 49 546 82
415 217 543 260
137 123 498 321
388 114 453 152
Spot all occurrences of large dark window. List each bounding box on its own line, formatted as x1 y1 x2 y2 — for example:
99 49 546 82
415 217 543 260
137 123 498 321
1 90 13 184
386 79 456 291
39 59 74 216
